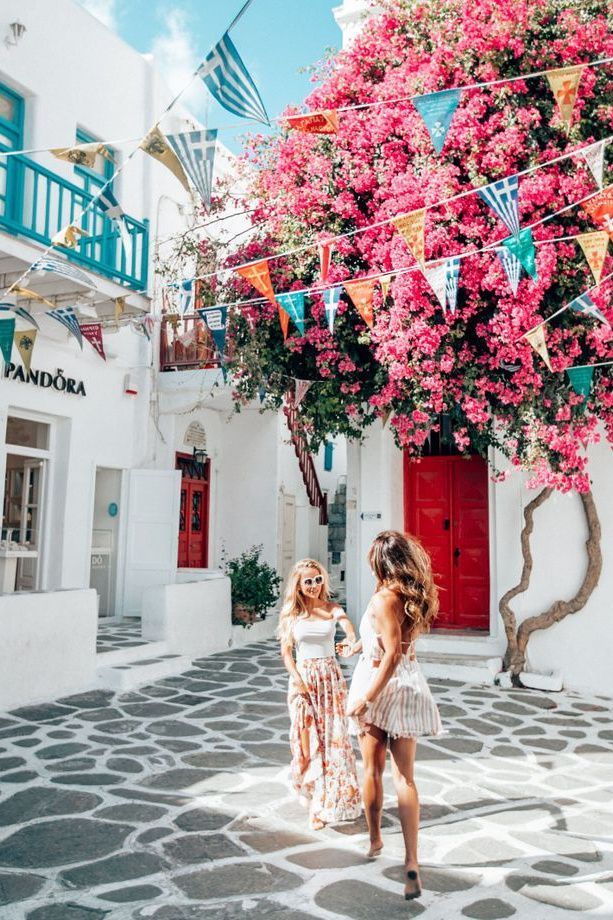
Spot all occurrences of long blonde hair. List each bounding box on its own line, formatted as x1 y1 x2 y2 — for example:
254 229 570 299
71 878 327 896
277 558 331 647
368 530 439 638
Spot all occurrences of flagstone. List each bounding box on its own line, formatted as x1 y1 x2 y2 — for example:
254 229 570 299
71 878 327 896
51 772 123 786
174 808 235 832
56 691 114 709
0 871 46 905
47 757 97 772
173 861 303 900
384 865 481 892
163 832 246 864
105 757 144 773
0 756 26 771
60 851 168 888
137 827 175 844
519 883 602 911
146 721 206 737
0 818 132 867
0 787 102 825
461 898 516 918
9 704 75 722
27 906 109 920
100 883 163 902
315 879 426 918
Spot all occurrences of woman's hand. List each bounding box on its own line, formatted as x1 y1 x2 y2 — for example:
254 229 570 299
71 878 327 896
347 697 370 718
335 640 357 658
293 678 310 697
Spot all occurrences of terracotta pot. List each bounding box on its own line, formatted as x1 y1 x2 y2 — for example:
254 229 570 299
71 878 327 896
232 604 257 627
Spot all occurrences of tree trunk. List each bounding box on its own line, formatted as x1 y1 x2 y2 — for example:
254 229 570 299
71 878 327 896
499 489 602 679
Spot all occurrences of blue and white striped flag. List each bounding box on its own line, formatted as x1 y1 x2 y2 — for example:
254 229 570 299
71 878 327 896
497 247 522 296
568 292 610 326
179 279 194 314
167 130 218 208
478 175 520 238
0 300 40 328
47 306 83 347
32 257 95 289
96 185 133 265
445 258 461 313
198 32 269 125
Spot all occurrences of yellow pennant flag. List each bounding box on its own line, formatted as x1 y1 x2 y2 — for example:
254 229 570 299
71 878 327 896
525 325 552 371
392 209 426 267
545 65 584 128
379 272 395 300
576 231 609 285
51 143 113 169
12 286 56 309
139 125 190 193
114 296 125 325
52 224 89 250
14 328 37 374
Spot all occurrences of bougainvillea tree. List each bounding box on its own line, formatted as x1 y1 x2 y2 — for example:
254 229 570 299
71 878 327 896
184 0 612 676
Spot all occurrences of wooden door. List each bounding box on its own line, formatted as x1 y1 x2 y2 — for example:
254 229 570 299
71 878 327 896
404 455 490 630
177 457 210 569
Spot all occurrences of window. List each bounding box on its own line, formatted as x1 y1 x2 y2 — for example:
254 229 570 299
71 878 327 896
5 417 49 450
324 442 334 472
0 81 24 221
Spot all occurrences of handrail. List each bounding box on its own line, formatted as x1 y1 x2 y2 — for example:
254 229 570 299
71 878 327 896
159 311 221 371
0 150 148 290
283 399 329 526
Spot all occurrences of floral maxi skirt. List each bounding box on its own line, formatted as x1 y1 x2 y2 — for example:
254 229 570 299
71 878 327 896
288 656 361 827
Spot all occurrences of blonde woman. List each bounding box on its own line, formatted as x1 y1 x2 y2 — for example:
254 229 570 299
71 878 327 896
279 559 361 830
345 531 442 900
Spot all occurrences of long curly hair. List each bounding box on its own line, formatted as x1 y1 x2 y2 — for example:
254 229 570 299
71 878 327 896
276 558 331 647
368 530 438 637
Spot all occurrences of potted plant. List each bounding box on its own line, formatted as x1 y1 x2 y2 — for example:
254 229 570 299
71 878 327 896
224 545 282 628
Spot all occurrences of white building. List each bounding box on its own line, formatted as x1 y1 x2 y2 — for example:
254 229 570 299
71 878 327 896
0 1 329 708
333 0 613 697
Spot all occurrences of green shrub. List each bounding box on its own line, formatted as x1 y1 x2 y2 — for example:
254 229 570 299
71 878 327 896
224 545 282 623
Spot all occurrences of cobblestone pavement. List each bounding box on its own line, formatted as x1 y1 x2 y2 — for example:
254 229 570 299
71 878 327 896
0 639 612 919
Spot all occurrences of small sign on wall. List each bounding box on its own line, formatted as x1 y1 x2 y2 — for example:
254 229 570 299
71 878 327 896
184 421 207 449
360 512 382 521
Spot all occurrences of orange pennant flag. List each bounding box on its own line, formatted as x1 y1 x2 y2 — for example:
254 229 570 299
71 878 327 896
285 110 339 134
343 278 376 327
576 231 609 284
392 209 426 267
525 325 552 371
582 186 613 240
278 304 290 340
545 65 584 128
237 260 277 306
319 241 333 282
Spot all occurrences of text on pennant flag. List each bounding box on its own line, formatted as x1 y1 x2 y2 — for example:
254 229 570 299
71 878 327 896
545 65 584 127
412 88 462 154
445 258 461 313
237 260 277 305
198 32 269 125
277 291 305 336
0 315 15 364
323 286 342 333
343 278 376 327
567 292 610 326
294 378 313 408
478 175 520 238
14 328 37 374
502 228 537 279
47 306 83 348
525 325 552 371
575 231 609 285
566 365 594 410
285 110 339 134
392 209 426 267
497 247 522 296
198 305 228 357
423 261 448 309
580 140 606 190
140 125 190 193
167 130 218 208
80 323 106 361
582 186 613 240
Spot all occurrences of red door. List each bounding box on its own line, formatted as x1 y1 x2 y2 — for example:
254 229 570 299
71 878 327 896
177 458 210 568
404 455 490 630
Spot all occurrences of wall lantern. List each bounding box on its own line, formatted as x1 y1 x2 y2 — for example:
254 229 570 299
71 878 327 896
193 446 208 466
5 21 26 48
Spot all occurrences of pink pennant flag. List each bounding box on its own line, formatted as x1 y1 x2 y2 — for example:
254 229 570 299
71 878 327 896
80 323 106 361
319 241 333 283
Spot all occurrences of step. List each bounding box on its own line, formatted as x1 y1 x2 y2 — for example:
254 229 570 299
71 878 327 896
96 654 192 691
96 641 170 668
419 653 502 686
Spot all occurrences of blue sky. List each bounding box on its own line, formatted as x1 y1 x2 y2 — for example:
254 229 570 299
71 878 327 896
79 0 342 150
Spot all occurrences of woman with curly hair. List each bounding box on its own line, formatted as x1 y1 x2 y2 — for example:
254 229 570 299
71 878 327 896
343 531 442 899
278 559 361 831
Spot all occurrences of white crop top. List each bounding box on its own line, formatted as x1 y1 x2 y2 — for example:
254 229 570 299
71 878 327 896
293 608 344 663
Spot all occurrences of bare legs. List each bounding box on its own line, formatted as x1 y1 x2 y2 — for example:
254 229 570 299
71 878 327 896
390 736 421 899
358 724 387 855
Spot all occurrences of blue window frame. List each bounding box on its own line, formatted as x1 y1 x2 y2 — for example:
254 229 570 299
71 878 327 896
0 81 24 222
324 442 334 472
74 127 115 195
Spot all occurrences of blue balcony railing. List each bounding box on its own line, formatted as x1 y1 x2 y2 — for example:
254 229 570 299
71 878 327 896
0 152 148 290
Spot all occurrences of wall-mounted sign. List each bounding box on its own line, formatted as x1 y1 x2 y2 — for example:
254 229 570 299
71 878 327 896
3 363 87 396
360 511 382 521
184 420 207 449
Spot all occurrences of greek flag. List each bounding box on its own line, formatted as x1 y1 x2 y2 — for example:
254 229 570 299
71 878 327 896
497 247 522 296
568 292 610 326
167 130 218 208
178 280 194 314
198 306 228 357
32 257 95 289
47 306 83 347
96 185 133 265
0 300 40 328
198 32 269 125
478 175 520 238
445 258 461 313
323 286 342 333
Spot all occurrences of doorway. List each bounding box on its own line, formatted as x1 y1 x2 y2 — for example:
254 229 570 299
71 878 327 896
176 453 210 568
90 468 122 617
404 455 490 630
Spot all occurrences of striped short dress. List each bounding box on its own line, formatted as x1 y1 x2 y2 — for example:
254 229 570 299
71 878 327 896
347 608 443 740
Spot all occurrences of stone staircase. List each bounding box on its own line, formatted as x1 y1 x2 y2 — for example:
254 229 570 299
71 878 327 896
419 651 503 686
95 620 190 691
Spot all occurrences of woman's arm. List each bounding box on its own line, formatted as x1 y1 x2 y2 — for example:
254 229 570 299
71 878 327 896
332 608 361 657
280 641 309 696
347 594 401 716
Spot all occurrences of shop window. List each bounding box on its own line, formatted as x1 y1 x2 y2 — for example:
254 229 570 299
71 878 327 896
5 417 49 450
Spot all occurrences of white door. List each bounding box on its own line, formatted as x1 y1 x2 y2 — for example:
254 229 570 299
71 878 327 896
119 469 181 617
16 459 46 591
279 492 296 584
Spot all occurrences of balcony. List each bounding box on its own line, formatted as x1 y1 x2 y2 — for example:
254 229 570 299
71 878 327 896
160 311 221 372
0 152 149 290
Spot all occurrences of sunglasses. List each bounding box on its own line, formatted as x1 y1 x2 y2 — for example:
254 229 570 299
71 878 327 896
302 575 324 587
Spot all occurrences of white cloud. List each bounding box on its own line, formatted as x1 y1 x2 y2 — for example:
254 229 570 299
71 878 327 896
150 8 206 120
78 0 119 31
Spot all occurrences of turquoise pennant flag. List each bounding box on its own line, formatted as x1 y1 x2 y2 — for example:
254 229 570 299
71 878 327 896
412 89 462 154
198 306 228 358
0 315 15 363
566 365 594 411
258 384 266 404
277 292 305 335
502 228 537 280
